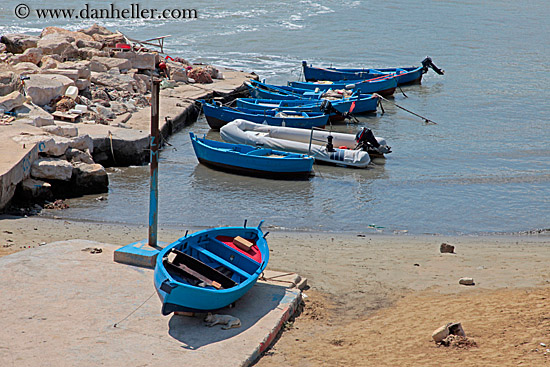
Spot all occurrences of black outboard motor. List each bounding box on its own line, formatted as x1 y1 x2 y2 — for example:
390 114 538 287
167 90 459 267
355 127 380 151
320 100 340 115
421 56 445 75
326 134 336 152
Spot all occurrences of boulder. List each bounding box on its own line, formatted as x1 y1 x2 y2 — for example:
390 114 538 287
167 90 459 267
0 43 6 53
37 34 79 58
72 162 109 194
11 47 43 65
79 24 115 37
13 62 40 74
90 60 108 72
22 113 55 127
133 73 151 91
114 51 155 70
92 33 125 48
1 34 39 54
69 134 93 152
91 56 132 71
41 124 78 138
11 134 55 154
78 48 109 60
90 69 136 93
13 103 54 127
19 178 53 201
57 61 92 79
31 158 73 181
25 74 75 106
41 27 94 43
40 56 60 70
75 78 91 91
109 101 127 115
75 39 103 50
92 105 116 120
40 68 80 82
0 91 27 112
48 136 72 156
65 148 94 164
170 68 188 82
0 71 19 96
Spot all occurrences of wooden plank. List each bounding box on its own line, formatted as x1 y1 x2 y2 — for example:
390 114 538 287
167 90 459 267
166 261 223 289
233 236 253 252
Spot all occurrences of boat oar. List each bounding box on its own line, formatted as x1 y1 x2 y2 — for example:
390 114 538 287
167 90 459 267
374 93 437 124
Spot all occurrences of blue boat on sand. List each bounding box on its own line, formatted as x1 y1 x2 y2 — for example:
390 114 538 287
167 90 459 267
201 100 329 129
189 132 314 178
154 221 269 314
302 57 444 85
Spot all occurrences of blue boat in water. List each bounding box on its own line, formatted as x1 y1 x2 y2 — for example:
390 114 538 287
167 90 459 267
154 221 269 314
302 57 444 85
236 96 378 120
289 75 397 97
201 100 329 129
190 132 314 178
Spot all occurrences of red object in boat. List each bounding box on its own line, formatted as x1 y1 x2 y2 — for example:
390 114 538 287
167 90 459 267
216 236 262 263
116 43 131 50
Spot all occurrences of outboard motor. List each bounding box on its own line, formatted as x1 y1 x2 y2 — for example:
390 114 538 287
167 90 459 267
320 100 339 115
326 134 336 152
355 127 391 155
421 56 445 75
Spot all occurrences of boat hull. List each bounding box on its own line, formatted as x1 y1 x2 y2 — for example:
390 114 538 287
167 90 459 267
289 77 397 97
190 132 313 179
202 101 329 129
154 223 269 314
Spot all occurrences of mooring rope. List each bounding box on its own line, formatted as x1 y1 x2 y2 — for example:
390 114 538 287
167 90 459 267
113 291 156 328
374 93 437 124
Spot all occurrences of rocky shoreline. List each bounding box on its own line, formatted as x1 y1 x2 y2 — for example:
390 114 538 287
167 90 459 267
0 24 254 214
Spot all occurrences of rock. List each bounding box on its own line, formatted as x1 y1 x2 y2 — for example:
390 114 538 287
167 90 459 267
458 277 475 286
12 103 54 127
92 105 116 120
79 24 115 37
91 89 109 101
171 67 188 82
75 79 91 91
92 33 125 48
40 68 80 82
75 39 103 50
90 60 108 72
109 101 127 115
440 243 455 253
432 324 450 343
114 52 155 70
69 134 93 152
448 322 466 337
0 91 27 112
40 56 60 70
37 34 78 59
57 61 92 79
78 47 109 60
12 135 55 154
27 113 55 127
48 136 72 156
90 69 136 93
65 148 94 164
0 43 6 53
133 73 151 91
0 72 19 96
72 162 109 194
41 124 78 138
1 34 39 54
11 47 43 65
31 158 73 181
41 27 94 43
13 62 40 74
25 74 75 106
91 56 132 71
19 178 53 201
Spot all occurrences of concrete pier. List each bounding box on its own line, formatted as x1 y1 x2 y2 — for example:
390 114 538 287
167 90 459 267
0 67 256 210
0 240 305 366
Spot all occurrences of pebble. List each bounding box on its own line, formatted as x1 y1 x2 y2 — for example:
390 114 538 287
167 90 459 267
459 277 475 286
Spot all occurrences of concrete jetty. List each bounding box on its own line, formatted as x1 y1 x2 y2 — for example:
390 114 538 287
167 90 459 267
0 240 305 366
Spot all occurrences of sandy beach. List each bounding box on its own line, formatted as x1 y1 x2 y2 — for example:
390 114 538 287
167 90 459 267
1 215 549 366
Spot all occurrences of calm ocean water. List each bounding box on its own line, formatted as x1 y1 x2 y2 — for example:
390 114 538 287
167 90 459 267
1 1 549 235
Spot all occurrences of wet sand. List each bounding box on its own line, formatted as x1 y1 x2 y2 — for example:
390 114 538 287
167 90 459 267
1 215 549 366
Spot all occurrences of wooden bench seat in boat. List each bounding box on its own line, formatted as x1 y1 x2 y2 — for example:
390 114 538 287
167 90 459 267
165 249 237 289
192 244 252 280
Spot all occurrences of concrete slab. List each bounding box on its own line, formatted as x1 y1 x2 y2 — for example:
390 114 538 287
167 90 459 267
113 239 165 268
0 240 303 367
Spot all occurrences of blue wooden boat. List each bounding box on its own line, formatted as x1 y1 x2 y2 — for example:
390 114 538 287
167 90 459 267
201 100 329 129
236 95 378 116
289 76 397 97
302 57 444 85
190 132 313 178
246 80 370 102
154 221 269 314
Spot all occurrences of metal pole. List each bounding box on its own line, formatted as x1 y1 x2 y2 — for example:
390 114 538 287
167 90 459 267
148 79 160 247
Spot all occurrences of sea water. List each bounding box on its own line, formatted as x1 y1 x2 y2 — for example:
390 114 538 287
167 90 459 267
1 0 549 235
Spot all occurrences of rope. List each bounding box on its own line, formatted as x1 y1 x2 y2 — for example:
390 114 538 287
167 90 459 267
108 131 117 164
374 93 436 124
113 291 156 328
398 85 408 98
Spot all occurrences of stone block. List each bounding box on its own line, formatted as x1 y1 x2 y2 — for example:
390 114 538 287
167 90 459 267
65 148 94 164
13 62 40 74
69 134 93 152
20 178 53 201
37 34 79 58
72 162 109 193
91 56 132 71
11 47 43 65
24 74 75 106
0 33 39 54
40 68 80 82
0 91 27 112
0 72 19 96
114 52 155 70
31 158 73 181
41 124 78 138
